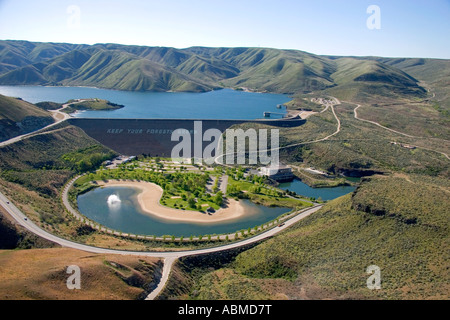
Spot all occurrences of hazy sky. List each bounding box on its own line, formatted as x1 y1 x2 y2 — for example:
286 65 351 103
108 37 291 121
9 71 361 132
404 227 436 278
0 0 449 58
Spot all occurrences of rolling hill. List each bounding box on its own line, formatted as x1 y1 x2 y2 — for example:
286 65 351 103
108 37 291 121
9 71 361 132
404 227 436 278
0 40 87 74
0 40 435 98
0 39 448 301
161 173 449 300
370 57 450 106
0 94 54 142
0 47 216 92
0 247 162 300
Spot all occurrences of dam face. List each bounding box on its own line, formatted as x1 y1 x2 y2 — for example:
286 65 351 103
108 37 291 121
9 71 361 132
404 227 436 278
68 118 305 157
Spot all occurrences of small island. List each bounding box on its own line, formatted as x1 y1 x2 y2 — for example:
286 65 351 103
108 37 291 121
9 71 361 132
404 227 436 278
62 98 124 114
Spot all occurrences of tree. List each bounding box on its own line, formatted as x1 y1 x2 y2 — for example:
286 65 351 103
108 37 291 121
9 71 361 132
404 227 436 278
188 196 196 208
213 191 223 206
227 184 241 196
251 186 261 194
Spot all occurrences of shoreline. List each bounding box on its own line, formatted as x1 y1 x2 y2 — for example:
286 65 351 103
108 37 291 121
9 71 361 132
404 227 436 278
96 180 251 224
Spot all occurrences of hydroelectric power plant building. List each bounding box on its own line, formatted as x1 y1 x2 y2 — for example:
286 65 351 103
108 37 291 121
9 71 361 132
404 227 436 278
260 164 295 182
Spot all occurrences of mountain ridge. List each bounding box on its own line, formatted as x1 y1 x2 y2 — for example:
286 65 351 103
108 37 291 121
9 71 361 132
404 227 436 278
0 40 434 98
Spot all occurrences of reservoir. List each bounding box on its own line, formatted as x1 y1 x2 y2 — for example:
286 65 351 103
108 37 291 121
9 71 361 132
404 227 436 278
0 86 290 120
278 178 356 201
77 186 291 237
1 85 356 235
76 179 356 237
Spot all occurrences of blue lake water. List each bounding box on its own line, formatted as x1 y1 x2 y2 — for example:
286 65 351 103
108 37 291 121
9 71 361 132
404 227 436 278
77 180 356 236
77 186 291 237
1 85 357 234
0 86 290 120
278 178 356 201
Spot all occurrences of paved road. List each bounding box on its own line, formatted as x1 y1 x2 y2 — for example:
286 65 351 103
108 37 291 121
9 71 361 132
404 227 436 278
0 101 75 148
351 102 449 160
353 103 417 138
0 98 324 299
0 188 322 299
218 175 229 194
215 97 342 165
145 256 177 300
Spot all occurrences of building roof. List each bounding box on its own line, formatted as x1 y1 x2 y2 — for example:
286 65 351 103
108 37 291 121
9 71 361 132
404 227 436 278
261 164 291 170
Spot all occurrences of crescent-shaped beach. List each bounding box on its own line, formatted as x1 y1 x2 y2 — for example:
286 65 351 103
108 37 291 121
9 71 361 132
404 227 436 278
96 180 250 224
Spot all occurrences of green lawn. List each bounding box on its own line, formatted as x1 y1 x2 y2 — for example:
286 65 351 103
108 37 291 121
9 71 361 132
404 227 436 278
74 165 222 212
227 175 312 209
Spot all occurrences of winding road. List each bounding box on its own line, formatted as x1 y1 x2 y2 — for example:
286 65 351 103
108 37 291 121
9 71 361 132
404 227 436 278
0 97 335 299
0 189 322 299
350 102 450 160
0 113 323 299
214 97 342 165
0 101 77 148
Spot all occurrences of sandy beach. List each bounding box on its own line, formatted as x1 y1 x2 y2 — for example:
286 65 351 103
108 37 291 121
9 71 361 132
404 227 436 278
96 180 248 223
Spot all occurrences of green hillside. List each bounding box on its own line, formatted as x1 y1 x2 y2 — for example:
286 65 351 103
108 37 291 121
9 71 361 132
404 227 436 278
0 94 54 142
0 46 218 92
221 49 336 93
372 57 450 106
368 57 450 86
176 55 240 83
0 95 50 121
0 40 448 301
161 173 449 300
155 78 448 300
0 40 87 74
0 40 439 98
320 58 426 101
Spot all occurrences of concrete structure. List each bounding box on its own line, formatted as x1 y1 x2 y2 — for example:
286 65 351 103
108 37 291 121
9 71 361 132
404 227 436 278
68 117 305 157
122 156 136 164
260 164 294 182
263 111 287 118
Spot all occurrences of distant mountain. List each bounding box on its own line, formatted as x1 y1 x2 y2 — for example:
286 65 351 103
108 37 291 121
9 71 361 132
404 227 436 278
0 40 87 74
368 57 450 105
0 40 439 98
0 94 54 142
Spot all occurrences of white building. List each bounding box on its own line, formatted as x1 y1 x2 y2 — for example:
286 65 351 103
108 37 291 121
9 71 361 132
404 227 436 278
260 164 294 182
